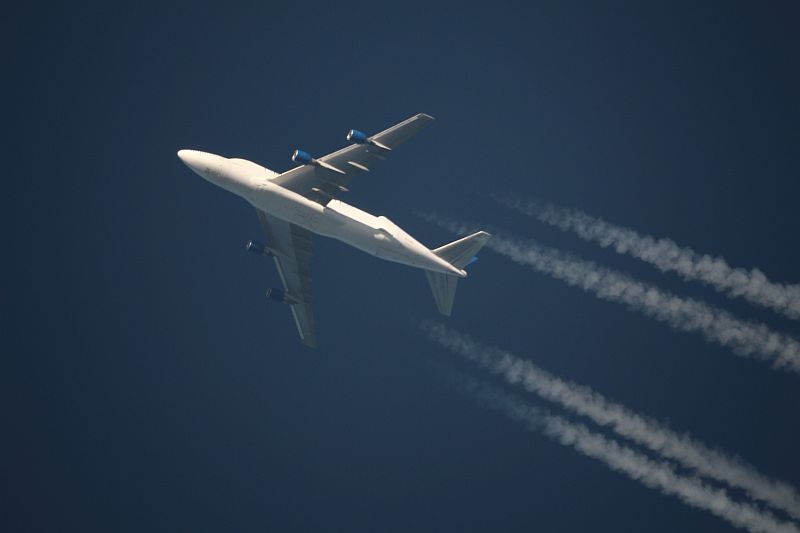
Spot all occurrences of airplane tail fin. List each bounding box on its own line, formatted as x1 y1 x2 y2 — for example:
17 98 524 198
425 231 492 316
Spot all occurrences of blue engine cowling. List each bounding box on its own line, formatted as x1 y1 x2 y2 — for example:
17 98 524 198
266 288 292 304
246 240 266 255
292 149 313 165
347 129 368 144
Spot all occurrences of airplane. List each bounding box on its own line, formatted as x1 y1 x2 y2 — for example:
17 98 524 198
177 113 490 347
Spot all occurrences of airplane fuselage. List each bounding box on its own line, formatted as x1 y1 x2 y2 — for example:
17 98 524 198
178 150 465 277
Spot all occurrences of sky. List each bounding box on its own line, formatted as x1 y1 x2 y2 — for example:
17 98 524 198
6 2 800 532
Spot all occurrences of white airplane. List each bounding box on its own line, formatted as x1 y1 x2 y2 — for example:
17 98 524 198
178 113 490 347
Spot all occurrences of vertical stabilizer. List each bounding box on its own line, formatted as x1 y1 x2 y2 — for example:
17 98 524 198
425 231 491 316
426 271 459 316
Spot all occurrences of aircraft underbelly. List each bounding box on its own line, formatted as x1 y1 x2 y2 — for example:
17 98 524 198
249 184 446 271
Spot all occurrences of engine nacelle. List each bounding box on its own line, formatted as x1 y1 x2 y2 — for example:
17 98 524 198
266 288 297 305
246 239 266 255
292 149 313 165
347 129 368 144
346 129 391 151
291 148 347 175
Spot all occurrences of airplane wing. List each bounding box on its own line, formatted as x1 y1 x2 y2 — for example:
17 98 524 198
271 113 435 205
256 209 317 347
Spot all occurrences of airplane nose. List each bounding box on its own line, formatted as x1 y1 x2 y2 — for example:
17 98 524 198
177 149 210 174
177 149 196 166
177 149 229 186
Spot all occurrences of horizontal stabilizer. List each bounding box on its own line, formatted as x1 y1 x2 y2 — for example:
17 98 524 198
426 230 492 316
431 231 492 268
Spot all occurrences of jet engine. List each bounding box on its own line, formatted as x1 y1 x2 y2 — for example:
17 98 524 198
266 288 298 305
245 240 275 257
346 129 391 150
291 149 313 165
291 149 346 174
346 129 368 144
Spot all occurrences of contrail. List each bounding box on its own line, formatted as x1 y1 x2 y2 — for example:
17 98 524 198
424 321 800 521
452 373 799 533
423 214 800 374
500 197 800 321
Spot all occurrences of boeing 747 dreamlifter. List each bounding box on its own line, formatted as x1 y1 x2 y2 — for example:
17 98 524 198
178 113 490 347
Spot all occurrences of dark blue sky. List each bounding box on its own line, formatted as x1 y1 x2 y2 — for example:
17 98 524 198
7 2 800 532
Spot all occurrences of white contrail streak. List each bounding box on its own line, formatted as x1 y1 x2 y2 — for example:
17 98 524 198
453 374 799 533
424 214 800 374
424 322 800 520
500 197 800 321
